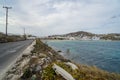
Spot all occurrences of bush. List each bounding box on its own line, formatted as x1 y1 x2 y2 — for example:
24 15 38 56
42 64 56 80
21 68 32 79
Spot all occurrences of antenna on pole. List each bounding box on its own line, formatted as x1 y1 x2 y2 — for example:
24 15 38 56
3 6 12 36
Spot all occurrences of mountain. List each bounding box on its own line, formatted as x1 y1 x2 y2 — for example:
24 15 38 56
47 31 120 40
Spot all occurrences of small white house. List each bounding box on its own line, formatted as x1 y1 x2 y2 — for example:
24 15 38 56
69 37 75 40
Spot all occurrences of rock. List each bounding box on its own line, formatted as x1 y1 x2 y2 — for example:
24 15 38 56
35 65 42 73
38 60 44 66
65 62 78 70
29 56 38 64
11 75 19 80
31 75 37 80
7 74 14 79
48 52 53 56
38 53 46 58
52 64 75 80
57 50 62 52
22 54 29 57
9 68 16 73
20 58 30 68
14 62 20 67
29 56 38 67
32 64 42 74
15 69 21 75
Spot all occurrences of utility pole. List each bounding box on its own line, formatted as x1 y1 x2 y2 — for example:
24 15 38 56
23 27 25 36
23 27 26 40
3 6 12 36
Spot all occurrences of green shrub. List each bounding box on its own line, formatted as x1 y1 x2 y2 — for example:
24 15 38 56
21 68 32 79
42 64 56 80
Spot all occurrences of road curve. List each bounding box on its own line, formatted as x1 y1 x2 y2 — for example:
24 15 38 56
0 40 33 76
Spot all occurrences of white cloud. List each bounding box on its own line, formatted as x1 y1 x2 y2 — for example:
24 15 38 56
0 0 120 36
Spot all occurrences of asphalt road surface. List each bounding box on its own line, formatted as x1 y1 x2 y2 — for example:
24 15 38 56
0 40 33 76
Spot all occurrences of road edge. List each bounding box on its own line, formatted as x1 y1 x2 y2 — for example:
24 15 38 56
0 40 36 80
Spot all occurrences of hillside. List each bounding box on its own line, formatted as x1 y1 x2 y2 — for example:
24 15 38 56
47 31 120 40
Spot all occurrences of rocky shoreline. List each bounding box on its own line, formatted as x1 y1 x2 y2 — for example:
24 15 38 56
2 39 120 80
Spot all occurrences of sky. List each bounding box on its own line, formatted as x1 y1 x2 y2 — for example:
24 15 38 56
0 0 120 37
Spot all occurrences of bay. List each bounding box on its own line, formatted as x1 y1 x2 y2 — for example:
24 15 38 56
46 40 120 73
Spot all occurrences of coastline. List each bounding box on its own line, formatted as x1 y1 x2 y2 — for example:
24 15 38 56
2 39 120 80
44 39 120 74
43 39 120 42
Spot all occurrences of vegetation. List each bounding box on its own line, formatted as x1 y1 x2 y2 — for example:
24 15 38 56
32 39 67 61
100 34 120 40
21 68 33 79
0 32 26 43
20 39 120 80
42 61 120 80
42 64 56 80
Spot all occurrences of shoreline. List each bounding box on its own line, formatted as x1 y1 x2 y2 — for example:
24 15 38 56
43 39 120 42
44 40 120 74
2 39 120 80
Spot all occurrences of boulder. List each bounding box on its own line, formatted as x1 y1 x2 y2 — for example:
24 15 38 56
29 56 38 67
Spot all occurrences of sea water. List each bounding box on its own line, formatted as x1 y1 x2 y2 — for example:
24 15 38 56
46 40 120 73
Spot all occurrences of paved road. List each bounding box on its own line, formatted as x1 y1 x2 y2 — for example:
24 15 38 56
0 40 33 75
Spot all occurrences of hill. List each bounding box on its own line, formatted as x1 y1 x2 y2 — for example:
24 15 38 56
47 31 120 40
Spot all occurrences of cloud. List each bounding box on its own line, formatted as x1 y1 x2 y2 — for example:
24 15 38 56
111 14 120 19
0 0 120 36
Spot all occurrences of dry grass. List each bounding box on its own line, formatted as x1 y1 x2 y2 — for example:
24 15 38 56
22 38 120 80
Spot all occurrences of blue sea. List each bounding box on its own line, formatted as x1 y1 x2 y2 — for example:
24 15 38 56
46 40 120 73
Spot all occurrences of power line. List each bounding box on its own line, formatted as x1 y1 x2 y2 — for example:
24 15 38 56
3 6 12 36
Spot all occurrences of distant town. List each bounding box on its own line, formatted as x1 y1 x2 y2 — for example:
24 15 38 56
42 31 120 41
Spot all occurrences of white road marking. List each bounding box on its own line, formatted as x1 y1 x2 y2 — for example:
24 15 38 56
7 50 16 53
